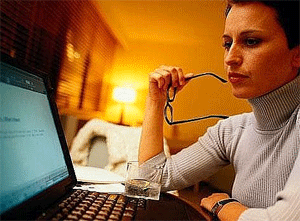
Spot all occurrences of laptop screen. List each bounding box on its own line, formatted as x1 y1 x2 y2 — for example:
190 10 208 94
0 62 69 215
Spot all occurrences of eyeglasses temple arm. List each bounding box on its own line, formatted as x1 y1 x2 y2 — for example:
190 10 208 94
185 72 227 83
167 72 226 99
166 115 228 125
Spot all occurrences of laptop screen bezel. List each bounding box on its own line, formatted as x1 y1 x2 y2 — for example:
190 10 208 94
1 57 77 220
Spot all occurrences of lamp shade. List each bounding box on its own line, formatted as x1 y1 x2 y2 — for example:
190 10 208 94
112 86 136 103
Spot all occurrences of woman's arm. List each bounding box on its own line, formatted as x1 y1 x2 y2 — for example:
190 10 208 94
138 96 165 163
138 66 192 163
201 150 300 221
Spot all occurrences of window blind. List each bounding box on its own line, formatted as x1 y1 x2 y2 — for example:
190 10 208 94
1 0 117 115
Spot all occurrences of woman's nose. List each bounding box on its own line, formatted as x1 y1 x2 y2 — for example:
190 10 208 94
224 44 243 67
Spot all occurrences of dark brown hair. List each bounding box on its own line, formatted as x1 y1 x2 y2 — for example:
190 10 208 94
225 0 299 49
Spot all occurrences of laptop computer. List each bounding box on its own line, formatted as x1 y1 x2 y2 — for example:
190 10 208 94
0 61 210 220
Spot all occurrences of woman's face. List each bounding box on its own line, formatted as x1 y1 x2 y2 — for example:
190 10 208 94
223 2 299 99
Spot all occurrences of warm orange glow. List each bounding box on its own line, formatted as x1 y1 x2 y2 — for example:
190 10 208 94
112 86 136 103
103 85 143 126
104 104 143 126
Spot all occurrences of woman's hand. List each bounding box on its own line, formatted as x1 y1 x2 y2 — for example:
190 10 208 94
200 193 230 211
138 65 193 163
148 65 193 102
200 193 248 221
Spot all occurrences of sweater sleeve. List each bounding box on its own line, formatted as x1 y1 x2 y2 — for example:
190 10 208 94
238 150 300 221
142 117 236 192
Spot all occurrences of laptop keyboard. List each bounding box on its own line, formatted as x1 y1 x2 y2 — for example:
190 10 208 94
42 189 147 221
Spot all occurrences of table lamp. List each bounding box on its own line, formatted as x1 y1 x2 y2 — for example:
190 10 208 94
112 86 137 125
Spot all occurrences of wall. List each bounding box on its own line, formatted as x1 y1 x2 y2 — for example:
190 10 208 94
68 0 253 191
94 0 252 142
103 5 253 191
107 40 252 192
107 39 252 145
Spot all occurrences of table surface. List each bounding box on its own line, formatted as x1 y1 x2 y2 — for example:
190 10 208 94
133 193 213 221
75 166 215 220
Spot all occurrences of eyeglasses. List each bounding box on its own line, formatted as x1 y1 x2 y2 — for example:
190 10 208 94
164 72 228 125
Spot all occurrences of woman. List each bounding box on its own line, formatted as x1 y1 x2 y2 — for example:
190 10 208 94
138 0 300 220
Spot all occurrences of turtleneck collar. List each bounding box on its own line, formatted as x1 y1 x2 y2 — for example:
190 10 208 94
248 75 300 131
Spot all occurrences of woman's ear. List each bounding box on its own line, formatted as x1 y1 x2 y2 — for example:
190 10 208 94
291 45 300 68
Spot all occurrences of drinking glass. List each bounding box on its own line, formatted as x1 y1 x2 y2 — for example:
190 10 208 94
124 161 163 200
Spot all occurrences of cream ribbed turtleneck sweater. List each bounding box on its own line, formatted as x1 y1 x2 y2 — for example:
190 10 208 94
143 75 300 220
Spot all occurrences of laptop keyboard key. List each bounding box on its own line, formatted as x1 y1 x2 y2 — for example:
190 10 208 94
45 190 142 221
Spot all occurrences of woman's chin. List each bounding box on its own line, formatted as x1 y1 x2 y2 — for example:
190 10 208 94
231 89 256 100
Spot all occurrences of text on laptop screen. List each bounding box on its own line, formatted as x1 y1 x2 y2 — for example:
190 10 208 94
0 62 69 214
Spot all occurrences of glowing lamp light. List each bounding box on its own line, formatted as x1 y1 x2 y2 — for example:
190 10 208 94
113 87 136 103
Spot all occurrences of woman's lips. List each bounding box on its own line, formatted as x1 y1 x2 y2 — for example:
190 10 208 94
228 72 249 84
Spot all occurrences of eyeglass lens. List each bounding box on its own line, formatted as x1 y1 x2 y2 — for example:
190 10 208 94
164 72 228 125
164 103 173 124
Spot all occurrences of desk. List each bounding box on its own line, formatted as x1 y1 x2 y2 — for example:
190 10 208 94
74 166 213 220
138 193 213 221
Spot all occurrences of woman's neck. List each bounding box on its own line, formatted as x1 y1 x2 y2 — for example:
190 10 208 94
248 76 300 130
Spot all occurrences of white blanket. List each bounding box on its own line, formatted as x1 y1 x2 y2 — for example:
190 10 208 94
70 119 170 177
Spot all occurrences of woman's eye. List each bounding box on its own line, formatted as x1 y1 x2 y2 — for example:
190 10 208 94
245 38 261 46
222 41 232 50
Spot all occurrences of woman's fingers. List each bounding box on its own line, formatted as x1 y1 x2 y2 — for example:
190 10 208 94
185 72 195 80
163 73 171 91
150 65 194 92
156 66 185 88
150 72 165 89
170 67 179 88
177 67 185 86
